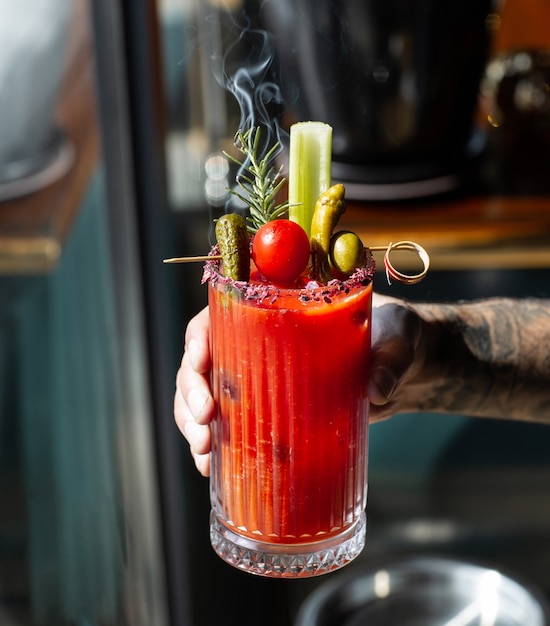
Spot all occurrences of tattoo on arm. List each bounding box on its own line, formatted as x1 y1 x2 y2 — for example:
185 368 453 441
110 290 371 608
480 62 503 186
412 298 550 422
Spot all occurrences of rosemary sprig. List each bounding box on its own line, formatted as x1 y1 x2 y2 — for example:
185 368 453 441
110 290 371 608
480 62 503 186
224 127 290 233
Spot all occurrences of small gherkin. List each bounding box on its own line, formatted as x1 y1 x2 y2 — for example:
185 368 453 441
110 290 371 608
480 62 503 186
215 213 250 281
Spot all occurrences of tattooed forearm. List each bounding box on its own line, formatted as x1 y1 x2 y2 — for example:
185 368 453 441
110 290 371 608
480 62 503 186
402 298 550 422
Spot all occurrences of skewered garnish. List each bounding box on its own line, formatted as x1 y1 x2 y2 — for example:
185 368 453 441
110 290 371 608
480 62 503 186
217 125 364 286
252 219 311 287
215 213 250 281
330 231 366 279
164 121 429 288
165 241 430 287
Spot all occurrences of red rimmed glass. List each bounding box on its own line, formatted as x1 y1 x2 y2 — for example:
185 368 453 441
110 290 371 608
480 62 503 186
205 250 374 578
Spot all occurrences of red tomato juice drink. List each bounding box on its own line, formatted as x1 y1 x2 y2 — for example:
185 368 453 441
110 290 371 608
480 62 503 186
205 249 375 578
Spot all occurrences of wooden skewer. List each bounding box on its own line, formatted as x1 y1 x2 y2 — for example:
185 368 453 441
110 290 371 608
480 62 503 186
162 241 430 284
163 242 429 284
163 247 390 264
163 255 223 264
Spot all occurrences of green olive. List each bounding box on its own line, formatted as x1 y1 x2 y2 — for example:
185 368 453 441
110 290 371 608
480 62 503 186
329 230 365 277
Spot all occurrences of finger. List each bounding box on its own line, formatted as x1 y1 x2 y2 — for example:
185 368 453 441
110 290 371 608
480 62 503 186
372 292 399 308
194 454 211 478
173 377 193 435
184 306 211 374
368 301 422 405
174 383 211 477
176 352 215 426
369 404 394 423
182 418 212 457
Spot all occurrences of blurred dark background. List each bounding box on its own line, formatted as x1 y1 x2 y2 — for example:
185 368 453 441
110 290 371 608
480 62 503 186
1 0 550 624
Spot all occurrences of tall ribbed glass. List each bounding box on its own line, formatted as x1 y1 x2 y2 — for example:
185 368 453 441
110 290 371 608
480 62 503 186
206 253 374 577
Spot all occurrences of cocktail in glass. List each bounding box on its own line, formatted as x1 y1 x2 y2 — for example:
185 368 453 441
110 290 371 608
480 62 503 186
205 249 374 577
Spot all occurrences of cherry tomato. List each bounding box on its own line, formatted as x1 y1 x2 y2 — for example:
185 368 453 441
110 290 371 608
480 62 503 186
252 219 311 286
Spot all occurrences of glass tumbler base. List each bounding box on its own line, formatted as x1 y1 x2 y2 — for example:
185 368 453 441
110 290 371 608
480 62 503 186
209 511 366 578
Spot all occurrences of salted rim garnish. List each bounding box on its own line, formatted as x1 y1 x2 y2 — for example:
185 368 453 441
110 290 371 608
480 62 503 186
202 244 376 304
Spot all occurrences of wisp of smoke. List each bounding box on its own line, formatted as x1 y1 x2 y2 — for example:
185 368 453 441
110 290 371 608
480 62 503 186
209 10 288 164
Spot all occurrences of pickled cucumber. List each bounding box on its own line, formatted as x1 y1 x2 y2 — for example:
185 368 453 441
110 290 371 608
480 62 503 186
215 213 250 281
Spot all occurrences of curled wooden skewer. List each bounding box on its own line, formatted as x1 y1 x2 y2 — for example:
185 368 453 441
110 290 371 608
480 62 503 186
378 240 430 285
163 240 430 286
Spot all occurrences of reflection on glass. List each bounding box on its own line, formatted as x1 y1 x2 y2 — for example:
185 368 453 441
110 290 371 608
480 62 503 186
159 0 242 212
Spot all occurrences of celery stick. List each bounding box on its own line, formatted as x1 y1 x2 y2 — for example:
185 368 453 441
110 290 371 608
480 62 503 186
288 122 332 237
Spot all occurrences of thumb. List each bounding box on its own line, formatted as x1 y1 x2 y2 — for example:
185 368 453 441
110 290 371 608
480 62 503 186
368 300 423 406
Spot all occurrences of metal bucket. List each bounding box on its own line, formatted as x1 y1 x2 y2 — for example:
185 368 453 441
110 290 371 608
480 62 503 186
296 555 550 626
